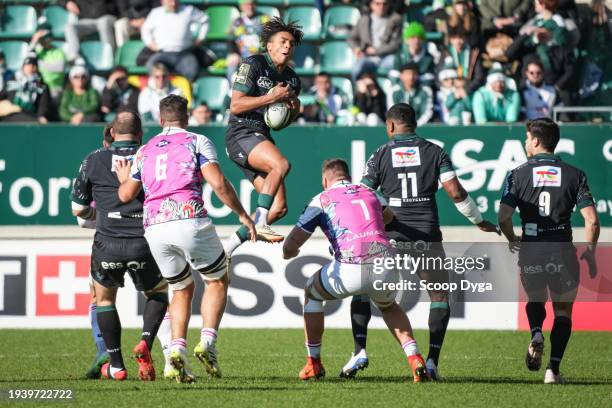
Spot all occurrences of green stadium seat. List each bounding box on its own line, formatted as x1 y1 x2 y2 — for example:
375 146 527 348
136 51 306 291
286 0 317 5
405 5 425 23
115 40 148 74
291 42 317 75
192 76 230 111
283 6 321 41
256 6 280 18
257 0 285 6
43 6 71 40
0 40 28 71
206 0 239 5
0 5 37 40
320 41 355 75
80 40 114 73
330 76 353 105
206 6 240 41
323 5 360 40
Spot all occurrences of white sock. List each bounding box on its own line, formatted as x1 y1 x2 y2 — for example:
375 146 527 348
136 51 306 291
170 338 187 353
157 312 172 351
254 207 269 226
306 341 321 358
201 328 218 346
402 339 419 357
222 234 243 257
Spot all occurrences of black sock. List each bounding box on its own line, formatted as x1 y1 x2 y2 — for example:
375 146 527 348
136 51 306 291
548 316 572 375
350 295 371 354
97 304 124 369
526 302 546 338
427 302 450 366
141 292 168 350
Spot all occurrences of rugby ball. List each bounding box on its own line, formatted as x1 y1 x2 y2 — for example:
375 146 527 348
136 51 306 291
264 99 292 131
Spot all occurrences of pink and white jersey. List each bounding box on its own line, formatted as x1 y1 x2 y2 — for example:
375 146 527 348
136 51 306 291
130 127 218 228
297 181 390 264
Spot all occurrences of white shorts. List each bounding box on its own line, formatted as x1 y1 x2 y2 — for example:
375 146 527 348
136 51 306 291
144 218 227 283
316 260 399 308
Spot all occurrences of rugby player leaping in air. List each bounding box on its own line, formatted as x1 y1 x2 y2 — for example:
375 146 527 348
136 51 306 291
223 17 303 256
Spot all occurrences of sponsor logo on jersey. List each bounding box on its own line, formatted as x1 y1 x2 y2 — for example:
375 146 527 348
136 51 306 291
111 154 135 172
156 140 169 148
533 166 561 187
392 147 421 167
257 76 274 89
235 63 250 84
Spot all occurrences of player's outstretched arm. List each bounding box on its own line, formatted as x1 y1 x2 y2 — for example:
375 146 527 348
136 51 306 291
283 227 311 259
201 163 256 242
579 205 600 278
116 159 142 203
498 203 521 253
229 83 294 115
442 177 499 233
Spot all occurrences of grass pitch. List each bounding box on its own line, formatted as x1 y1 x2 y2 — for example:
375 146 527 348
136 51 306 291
1 329 611 407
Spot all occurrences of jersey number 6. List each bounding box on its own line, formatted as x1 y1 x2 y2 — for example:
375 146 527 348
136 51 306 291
155 154 168 181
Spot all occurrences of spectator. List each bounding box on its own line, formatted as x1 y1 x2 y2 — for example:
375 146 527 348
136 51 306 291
391 22 436 87
0 53 51 123
391 62 434 126
29 19 67 100
519 0 568 49
425 0 481 48
437 57 459 123
0 49 15 94
354 72 386 125
140 0 209 82
348 0 403 81
101 66 140 117
63 0 118 62
472 63 521 123
115 0 156 48
522 60 556 119
478 0 532 38
138 63 183 123
302 72 349 124
59 64 102 124
226 0 270 81
189 102 213 125
445 77 474 124
438 26 485 93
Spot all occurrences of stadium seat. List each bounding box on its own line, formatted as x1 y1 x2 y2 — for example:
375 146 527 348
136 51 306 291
331 76 353 106
80 41 114 73
405 5 425 23
286 0 318 5
0 41 28 71
192 76 230 111
43 6 71 40
377 76 394 109
291 42 317 75
322 5 360 40
206 0 240 5
0 5 37 40
257 0 285 6
256 6 280 18
320 41 355 76
115 40 148 75
206 6 240 41
128 75 193 106
283 6 321 41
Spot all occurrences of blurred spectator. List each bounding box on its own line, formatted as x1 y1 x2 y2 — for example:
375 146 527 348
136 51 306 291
189 102 213 126
438 26 485 93
425 0 481 48
522 60 556 118
472 63 521 123
101 66 140 117
348 0 403 81
436 57 459 123
478 0 532 38
391 63 434 126
115 0 156 48
445 77 474 124
0 54 51 123
29 19 67 100
138 63 183 123
391 22 436 87
59 64 102 124
140 0 209 82
519 0 568 48
354 72 386 125
226 0 269 81
64 0 118 62
301 72 349 124
0 49 15 94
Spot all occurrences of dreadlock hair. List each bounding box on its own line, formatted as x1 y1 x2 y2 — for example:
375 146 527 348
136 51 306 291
260 16 303 47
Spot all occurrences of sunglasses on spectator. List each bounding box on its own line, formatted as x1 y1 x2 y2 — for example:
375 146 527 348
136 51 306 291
527 70 542 75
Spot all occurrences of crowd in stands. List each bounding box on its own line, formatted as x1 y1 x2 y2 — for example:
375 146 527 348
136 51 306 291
0 0 610 126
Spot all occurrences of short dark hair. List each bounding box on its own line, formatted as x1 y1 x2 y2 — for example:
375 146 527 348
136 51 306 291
322 158 350 179
103 123 114 146
386 103 417 131
159 94 188 123
525 59 543 71
261 16 303 47
399 62 419 73
526 117 560 151
315 71 331 79
113 109 142 135
111 65 128 76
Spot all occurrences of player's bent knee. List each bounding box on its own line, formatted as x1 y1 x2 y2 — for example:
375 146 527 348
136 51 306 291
374 300 395 311
197 251 228 282
275 158 291 177
166 264 194 291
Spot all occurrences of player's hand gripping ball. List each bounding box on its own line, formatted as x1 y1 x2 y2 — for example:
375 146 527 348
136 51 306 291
265 90 292 131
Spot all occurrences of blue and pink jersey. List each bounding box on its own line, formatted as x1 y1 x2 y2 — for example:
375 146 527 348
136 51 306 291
130 127 218 228
297 181 389 264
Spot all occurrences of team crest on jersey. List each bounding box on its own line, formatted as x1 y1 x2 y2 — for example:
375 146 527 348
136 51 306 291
235 63 250 84
392 147 421 167
533 166 562 187
257 76 274 89
110 154 134 172
156 140 169 148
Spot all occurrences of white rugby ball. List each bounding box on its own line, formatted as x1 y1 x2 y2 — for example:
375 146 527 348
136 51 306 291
264 100 292 131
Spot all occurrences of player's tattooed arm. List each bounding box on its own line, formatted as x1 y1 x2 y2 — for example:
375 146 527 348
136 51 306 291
229 83 294 115
283 227 311 259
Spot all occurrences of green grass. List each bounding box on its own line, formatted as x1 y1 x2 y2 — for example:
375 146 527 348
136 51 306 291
1 329 611 407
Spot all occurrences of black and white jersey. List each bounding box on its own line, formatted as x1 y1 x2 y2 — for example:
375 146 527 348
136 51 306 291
361 133 455 241
501 153 594 242
71 141 144 238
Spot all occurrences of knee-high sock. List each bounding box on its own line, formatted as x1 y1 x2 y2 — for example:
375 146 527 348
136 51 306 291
157 312 172 358
526 302 546 338
89 303 106 358
548 316 572 375
427 302 450 366
141 293 168 350
97 305 124 369
350 295 371 354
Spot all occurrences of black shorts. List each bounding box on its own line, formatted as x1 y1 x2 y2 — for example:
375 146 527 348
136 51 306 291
225 122 273 182
91 233 164 292
518 242 580 297
390 240 449 286
386 218 443 243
